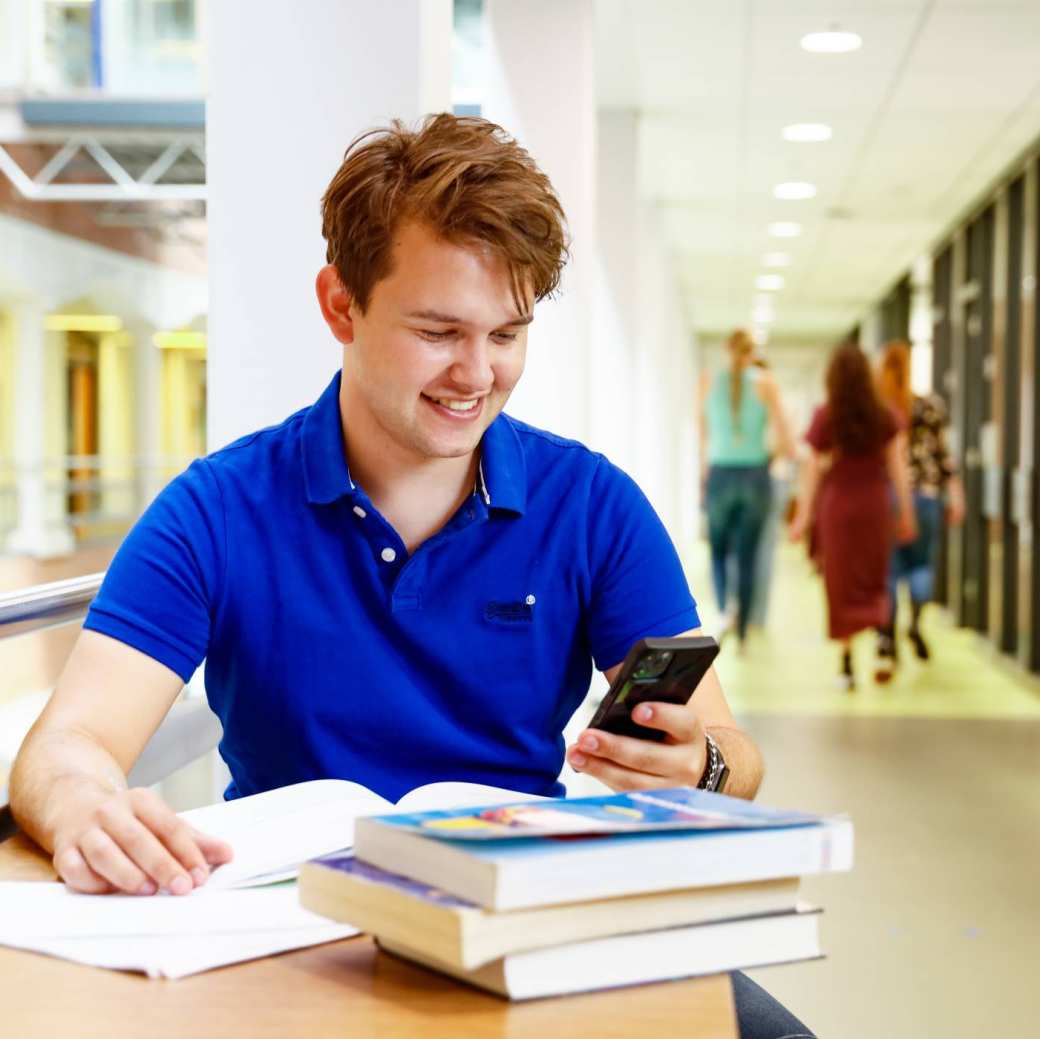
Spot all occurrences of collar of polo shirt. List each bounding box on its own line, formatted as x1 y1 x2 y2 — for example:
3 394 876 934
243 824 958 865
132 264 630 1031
300 371 527 514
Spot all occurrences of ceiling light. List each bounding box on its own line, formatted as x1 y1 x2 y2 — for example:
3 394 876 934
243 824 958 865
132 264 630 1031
783 123 832 143
762 252 791 267
755 274 785 291
768 222 802 238
801 30 862 54
774 181 817 200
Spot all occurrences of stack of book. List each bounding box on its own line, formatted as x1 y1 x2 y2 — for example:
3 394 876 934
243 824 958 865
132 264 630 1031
299 787 852 1000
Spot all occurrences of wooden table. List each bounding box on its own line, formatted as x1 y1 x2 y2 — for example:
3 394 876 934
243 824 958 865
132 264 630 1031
0 829 737 1039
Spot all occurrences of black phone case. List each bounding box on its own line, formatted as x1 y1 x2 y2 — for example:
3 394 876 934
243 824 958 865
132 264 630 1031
587 636 720 742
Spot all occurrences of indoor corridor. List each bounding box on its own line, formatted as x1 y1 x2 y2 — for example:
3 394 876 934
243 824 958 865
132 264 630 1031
695 543 1038 1038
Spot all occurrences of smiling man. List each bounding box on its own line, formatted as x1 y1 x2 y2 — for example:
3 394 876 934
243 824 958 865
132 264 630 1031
12 115 765 892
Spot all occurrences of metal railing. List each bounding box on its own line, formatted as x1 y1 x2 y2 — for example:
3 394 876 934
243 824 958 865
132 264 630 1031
0 573 104 640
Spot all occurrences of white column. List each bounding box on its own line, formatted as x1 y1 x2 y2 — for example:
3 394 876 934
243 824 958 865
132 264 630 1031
482 0 596 444
205 0 453 451
5 298 75 557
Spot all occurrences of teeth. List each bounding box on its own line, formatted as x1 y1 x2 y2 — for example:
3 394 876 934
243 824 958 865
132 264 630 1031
431 397 479 412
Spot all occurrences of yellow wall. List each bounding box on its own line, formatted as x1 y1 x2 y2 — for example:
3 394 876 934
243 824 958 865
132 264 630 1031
161 347 207 469
98 330 136 526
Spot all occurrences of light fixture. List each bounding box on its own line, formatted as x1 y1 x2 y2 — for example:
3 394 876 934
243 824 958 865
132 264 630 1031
44 314 123 333
751 307 775 324
762 252 791 267
783 123 832 142
153 331 207 350
755 274 785 291
768 222 802 238
774 181 817 200
801 29 862 53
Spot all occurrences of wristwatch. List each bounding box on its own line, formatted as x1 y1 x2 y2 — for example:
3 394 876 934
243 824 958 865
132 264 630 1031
696 731 730 793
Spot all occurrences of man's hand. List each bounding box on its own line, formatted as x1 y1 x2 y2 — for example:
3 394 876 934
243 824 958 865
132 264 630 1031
566 702 709 791
49 778 233 895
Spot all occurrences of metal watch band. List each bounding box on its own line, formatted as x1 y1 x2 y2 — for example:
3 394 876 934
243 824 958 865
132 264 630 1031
697 731 728 793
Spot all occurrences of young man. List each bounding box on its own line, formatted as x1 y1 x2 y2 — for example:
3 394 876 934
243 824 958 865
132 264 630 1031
11 115 764 897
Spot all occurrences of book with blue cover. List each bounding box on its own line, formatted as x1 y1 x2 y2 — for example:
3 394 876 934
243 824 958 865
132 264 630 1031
368 787 821 839
353 788 853 911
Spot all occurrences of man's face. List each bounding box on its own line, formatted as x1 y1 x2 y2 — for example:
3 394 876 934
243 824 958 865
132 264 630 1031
335 221 531 463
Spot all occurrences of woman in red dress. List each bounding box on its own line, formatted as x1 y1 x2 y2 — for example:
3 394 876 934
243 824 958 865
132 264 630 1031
788 343 915 689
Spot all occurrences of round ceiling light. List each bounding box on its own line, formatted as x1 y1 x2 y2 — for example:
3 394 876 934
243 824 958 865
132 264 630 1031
755 274 785 291
774 181 817 200
801 30 862 53
783 123 833 142
768 222 802 238
762 252 791 267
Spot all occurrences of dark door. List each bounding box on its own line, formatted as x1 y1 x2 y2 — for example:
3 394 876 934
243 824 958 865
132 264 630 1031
932 246 954 607
959 209 994 631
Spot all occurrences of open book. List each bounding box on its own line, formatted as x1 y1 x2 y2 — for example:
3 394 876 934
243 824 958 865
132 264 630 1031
0 779 539 978
186 778 545 890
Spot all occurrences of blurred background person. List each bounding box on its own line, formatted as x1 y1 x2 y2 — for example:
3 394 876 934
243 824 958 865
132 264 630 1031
788 342 915 690
873 341 966 681
699 329 792 650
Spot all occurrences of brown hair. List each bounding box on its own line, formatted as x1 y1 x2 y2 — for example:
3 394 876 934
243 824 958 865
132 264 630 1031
826 341 892 454
726 328 755 418
320 113 569 313
876 339 913 421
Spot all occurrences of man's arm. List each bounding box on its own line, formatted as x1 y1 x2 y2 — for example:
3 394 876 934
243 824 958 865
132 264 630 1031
9 630 232 895
567 629 764 800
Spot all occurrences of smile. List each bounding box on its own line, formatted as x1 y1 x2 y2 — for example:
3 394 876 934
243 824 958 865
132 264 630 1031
423 394 484 418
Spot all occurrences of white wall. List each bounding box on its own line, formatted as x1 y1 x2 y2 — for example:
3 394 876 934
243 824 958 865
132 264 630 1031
205 0 452 450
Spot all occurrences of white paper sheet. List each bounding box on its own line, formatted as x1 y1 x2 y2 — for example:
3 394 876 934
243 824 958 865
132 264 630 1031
0 881 358 979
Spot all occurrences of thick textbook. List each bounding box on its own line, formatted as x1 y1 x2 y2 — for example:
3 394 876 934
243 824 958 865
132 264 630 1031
353 788 853 910
378 906 823 1000
299 853 800 969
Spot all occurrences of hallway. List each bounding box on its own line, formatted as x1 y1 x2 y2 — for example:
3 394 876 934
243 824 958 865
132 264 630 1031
702 544 1040 1037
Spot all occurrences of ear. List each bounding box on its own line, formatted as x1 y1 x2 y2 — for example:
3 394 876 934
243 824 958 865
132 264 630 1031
315 264 358 346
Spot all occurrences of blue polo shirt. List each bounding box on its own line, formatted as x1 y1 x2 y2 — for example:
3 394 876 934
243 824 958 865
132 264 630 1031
85 372 699 801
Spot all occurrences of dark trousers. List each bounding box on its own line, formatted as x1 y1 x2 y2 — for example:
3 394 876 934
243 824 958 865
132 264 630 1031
706 465 772 639
732 971 815 1038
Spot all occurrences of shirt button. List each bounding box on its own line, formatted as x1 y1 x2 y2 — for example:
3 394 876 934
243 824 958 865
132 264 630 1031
380 547 397 563
353 505 367 518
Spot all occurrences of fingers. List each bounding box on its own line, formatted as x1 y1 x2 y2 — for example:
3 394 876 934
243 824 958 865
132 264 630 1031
53 845 115 895
189 828 235 867
567 753 679 792
56 787 228 896
567 705 708 791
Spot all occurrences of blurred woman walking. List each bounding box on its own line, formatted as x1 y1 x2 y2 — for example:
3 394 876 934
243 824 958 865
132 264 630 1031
873 341 965 680
788 342 915 689
699 329 792 650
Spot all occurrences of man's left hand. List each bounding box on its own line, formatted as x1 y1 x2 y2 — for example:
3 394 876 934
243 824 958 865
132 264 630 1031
566 702 708 791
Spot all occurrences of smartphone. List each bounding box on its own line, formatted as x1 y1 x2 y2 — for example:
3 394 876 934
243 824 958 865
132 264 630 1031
587 636 720 742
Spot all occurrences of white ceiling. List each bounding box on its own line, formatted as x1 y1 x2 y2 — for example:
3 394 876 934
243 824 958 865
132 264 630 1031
595 0 1040 346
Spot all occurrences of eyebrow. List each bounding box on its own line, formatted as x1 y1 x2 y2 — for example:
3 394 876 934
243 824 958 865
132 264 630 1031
405 309 534 327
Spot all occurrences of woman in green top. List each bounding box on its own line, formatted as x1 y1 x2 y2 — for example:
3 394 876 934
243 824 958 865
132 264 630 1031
698 329 793 647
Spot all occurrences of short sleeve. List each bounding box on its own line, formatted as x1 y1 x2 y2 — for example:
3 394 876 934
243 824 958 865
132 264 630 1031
83 460 226 682
583 459 700 671
805 405 832 452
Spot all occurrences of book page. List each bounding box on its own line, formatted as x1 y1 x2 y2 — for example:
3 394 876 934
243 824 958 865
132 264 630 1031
396 781 545 813
0 881 357 979
184 779 392 888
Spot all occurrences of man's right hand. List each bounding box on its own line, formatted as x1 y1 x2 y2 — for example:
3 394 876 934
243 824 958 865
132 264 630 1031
50 779 233 895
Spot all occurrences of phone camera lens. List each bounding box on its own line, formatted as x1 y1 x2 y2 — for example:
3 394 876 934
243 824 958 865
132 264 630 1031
632 650 673 680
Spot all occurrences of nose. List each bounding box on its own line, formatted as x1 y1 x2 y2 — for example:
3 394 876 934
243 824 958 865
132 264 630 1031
448 337 494 393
